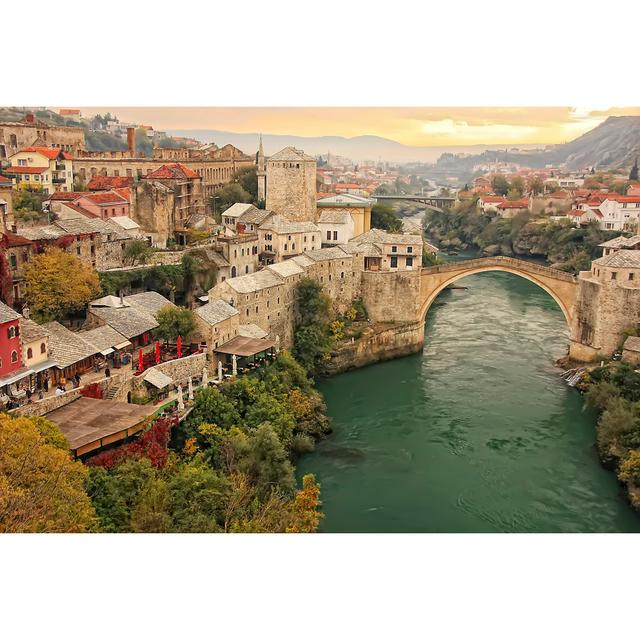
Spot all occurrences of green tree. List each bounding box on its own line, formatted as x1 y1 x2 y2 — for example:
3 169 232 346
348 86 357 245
491 175 510 196
371 203 402 232
189 387 242 433
293 278 334 374
630 158 639 182
209 183 252 215
233 165 259 204
124 239 154 266
509 176 525 197
153 304 196 343
529 175 544 195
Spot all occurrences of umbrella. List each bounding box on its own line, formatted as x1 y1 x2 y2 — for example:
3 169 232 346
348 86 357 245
155 341 161 365
138 348 143 372
187 376 194 400
176 385 184 411
177 335 182 358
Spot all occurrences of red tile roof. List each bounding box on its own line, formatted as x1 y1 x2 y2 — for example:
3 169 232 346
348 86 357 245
19 146 66 160
480 195 504 203
3 166 48 174
1 231 33 247
87 176 133 190
77 190 128 205
497 199 529 209
0 175 12 185
49 191 90 201
335 183 364 190
144 163 200 180
549 190 570 198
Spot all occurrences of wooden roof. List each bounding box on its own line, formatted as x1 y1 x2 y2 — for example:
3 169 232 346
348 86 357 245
215 335 275 357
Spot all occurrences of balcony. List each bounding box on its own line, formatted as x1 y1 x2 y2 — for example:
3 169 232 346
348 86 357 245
52 176 66 184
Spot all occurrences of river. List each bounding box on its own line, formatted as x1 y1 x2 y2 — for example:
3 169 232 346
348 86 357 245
297 266 640 533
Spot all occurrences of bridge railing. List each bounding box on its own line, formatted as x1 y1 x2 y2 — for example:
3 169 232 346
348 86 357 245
421 255 577 283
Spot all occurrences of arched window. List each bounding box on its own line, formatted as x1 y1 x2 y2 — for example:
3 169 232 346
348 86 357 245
7 326 15 339
231 266 237 278
27 347 33 359
11 350 18 363
40 343 47 354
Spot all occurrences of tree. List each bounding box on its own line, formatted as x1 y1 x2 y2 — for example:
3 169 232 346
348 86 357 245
293 278 334 373
134 127 153 157
286 474 323 533
124 239 154 266
371 203 402 232
233 165 259 204
629 158 638 182
509 176 525 197
24 247 101 321
209 183 252 215
153 304 196 343
619 450 640 485
0 414 96 533
491 175 510 196
529 175 544 195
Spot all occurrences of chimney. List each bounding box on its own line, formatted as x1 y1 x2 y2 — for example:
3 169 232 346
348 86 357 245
127 127 136 156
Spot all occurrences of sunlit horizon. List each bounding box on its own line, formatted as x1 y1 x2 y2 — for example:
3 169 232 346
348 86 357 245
64 106 640 147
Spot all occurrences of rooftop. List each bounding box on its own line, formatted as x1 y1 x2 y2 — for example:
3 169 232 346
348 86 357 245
223 268 284 294
268 146 315 162
144 163 200 180
593 250 640 269
196 299 239 326
0 301 21 324
259 215 320 234
45 397 156 454
20 318 49 343
223 203 256 219
43 321 99 369
598 235 640 249
266 260 305 278
351 228 423 246
317 193 373 207
78 325 131 354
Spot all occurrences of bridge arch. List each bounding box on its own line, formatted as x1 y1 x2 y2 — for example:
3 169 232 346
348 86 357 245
419 258 578 328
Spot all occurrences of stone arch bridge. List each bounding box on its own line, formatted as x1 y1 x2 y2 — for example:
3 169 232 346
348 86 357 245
419 256 578 325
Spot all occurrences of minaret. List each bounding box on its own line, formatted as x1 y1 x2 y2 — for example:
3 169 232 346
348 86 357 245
257 134 266 204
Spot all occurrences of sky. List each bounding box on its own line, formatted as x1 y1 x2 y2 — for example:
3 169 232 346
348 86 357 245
75 107 640 147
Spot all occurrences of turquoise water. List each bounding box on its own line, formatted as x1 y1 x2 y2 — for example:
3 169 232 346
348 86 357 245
297 271 640 532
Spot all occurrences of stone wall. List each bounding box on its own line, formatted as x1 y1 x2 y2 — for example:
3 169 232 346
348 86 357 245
324 321 425 375
570 273 640 360
361 270 422 323
131 352 209 396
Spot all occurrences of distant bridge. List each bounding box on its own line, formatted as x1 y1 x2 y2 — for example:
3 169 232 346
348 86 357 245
373 194 456 212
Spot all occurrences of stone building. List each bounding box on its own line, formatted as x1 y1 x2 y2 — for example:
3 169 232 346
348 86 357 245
0 175 13 232
0 231 36 307
344 229 423 272
0 114 85 159
257 215 321 264
316 194 372 242
73 144 253 202
265 147 317 222
213 232 260 279
622 336 640 366
570 244 640 361
194 299 240 351
129 163 206 247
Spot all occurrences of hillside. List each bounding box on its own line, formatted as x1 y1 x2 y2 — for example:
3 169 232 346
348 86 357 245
556 116 640 169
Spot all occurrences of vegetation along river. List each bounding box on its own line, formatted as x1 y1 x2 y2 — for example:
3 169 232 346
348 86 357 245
297 265 640 533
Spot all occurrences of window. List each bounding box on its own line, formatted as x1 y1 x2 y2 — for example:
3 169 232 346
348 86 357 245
333 231 338 241
40 342 46 354
407 246 413 253
10 350 18 363
612 271 617 280
27 347 33 359
245 265 249 274
390 256 398 268
406 256 414 267
327 230 331 240
629 273 635 281
391 246 397 253
10 255 17 269
7 326 15 339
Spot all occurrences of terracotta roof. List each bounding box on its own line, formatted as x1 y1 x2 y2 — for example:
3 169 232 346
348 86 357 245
144 163 200 180
18 146 66 160
78 191 128 205
4 166 48 175
0 175 12 185
1 231 33 247
497 199 529 209
49 191 90 201
87 176 133 190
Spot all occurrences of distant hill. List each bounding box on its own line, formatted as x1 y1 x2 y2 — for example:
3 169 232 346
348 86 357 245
553 116 640 169
167 128 545 164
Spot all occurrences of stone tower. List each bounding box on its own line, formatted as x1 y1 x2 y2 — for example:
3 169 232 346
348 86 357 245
266 146 317 222
256 134 266 204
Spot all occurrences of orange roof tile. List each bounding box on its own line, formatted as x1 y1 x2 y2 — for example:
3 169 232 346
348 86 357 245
144 163 200 180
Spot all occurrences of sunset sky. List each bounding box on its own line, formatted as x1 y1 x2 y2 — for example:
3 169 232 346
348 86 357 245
77 106 640 147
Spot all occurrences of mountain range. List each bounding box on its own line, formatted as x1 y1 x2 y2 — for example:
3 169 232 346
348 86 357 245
170 116 640 170
167 128 546 164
